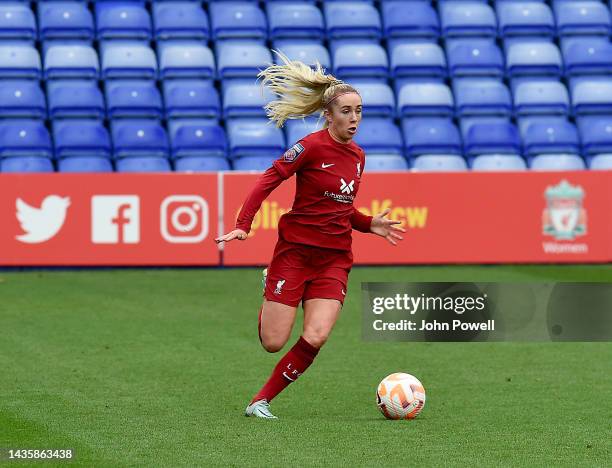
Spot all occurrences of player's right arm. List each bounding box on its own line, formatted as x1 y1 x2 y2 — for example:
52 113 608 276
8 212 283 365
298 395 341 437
215 167 284 243
215 141 310 244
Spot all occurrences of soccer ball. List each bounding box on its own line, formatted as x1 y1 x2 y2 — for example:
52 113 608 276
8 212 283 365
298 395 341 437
376 373 426 420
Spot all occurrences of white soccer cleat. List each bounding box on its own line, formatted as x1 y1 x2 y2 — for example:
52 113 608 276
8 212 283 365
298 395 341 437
245 399 278 419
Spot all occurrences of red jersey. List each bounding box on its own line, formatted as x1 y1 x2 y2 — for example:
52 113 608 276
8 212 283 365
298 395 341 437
236 128 372 251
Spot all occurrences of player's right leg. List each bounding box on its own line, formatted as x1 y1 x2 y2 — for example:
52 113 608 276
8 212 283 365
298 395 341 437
259 299 297 353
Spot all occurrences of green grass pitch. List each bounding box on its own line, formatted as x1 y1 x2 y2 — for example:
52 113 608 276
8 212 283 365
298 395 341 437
1 266 610 467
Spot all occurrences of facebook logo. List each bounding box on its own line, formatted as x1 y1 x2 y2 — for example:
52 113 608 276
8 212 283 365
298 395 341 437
91 196 140 244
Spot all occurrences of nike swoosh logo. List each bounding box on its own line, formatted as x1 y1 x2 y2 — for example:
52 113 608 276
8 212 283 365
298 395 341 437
321 163 334 169
282 372 295 382
341 289 346 296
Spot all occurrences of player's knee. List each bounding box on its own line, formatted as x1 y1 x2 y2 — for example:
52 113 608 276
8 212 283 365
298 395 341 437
302 329 329 349
261 336 285 353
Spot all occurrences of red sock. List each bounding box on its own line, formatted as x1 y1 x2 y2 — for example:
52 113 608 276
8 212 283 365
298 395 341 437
252 336 319 403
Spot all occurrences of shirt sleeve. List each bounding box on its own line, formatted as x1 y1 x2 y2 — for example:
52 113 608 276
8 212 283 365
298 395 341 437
272 139 310 179
351 207 373 233
235 166 285 234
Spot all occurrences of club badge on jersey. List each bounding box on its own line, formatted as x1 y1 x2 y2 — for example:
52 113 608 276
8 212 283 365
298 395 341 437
283 143 305 162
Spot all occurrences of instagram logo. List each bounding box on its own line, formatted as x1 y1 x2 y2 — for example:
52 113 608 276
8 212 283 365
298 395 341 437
161 195 208 243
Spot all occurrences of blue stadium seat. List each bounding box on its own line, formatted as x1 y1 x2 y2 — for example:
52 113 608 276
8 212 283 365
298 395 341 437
58 157 113 173
352 82 395 118
53 120 111 159
464 121 521 157
223 82 274 118
47 80 105 119
496 1 554 38
506 42 562 78
530 154 585 171
564 39 612 76
153 2 209 40
0 80 46 119
158 43 215 80
390 42 447 79
1 157 54 173
589 154 612 170
95 3 151 40
578 116 612 155
169 122 227 159
513 80 570 116
44 44 99 80
105 80 162 119
285 118 323 144
353 118 403 155
446 40 504 78
554 0 611 37
111 121 169 159
0 45 41 79
382 1 440 39
397 83 454 117
439 1 497 38
267 3 324 40
471 154 527 171
0 121 52 158
116 157 171 173
39 2 94 41
233 156 276 171
571 80 612 115
411 154 468 172
175 156 230 172
365 155 409 171
453 79 512 117
521 120 580 157
226 119 285 159
163 80 220 119
272 42 331 70
402 118 462 156
216 41 271 79
333 43 389 79
0 4 36 40
101 43 157 80
210 2 267 40
324 2 382 39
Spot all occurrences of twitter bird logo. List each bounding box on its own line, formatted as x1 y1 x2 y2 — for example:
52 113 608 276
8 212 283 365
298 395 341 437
16 196 71 244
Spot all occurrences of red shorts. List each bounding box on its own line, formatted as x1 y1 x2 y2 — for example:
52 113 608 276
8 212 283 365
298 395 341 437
264 237 353 308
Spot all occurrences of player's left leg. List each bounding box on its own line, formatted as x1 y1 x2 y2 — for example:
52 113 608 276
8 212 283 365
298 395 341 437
302 298 343 349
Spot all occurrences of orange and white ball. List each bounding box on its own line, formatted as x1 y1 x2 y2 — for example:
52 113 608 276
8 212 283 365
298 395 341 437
376 373 426 420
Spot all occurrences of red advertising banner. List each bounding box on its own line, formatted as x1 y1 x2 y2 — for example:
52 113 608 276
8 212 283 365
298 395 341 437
1 171 610 266
0 174 219 266
223 171 611 266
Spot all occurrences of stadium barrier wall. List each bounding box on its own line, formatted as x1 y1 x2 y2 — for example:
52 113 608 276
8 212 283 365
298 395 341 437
0 171 609 266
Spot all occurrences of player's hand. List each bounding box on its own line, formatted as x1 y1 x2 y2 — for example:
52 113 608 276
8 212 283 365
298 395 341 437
370 208 405 246
215 229 248 244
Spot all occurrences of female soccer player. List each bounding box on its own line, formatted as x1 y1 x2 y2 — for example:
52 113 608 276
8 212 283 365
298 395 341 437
215 53 405 419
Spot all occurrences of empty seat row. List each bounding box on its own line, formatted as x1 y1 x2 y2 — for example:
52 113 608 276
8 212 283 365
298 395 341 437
3 76 612 122
4 36 612 81
3 116 612 163
3 152 610 173
2 2 612 42
0 43 215 80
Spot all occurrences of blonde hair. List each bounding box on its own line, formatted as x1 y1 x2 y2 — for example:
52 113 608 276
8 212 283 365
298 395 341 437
257 50 360 128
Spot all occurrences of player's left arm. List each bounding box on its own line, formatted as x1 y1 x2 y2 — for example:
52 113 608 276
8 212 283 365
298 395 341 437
351 207 404 245
351 150 405 246
369 208 405 246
